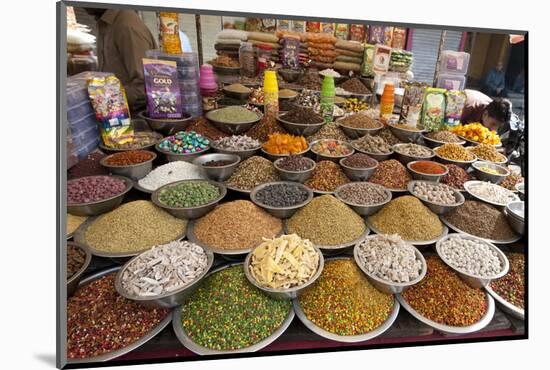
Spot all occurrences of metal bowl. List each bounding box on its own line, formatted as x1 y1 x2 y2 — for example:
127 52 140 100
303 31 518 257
516 182 525 199
397 292 495 334
485 284 524 320
193 153 240 182
354 236 427 294
66 242 92 297
392 143 435 165
171 263 295 355
244 245 324 300
133 179 154 194
115 245 214 308
273 157 316 183
407 180 465 215
351 144 393 162
310 139 354 162
224 183 253 195
366 218 449 246
407 161 448 182
155 143 210 163
212 65 241 75
336 119 384 139
67 175 133 217
388 124 426 143
504 204 524 236
222 86 252 100
138 110 194 135
434 150 477 169
100 150 157 180
279 68 304 83
206 108 262 134
439 215 521 245
210 142 261 160
250 182 313 219
472 161 510 184
463 180 520 208
421 133 466 149
276 114 325 136
260 146 310 162
334 182 392 216
151 179 227 220
339 157 378 181
65 266 173 364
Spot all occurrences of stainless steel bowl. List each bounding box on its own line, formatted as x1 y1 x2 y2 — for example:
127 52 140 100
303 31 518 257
421 133 466 149
354 236 427 294
276 114 325 136
440 215 522 245
463 180 520 207
66 242 92 297
472 161 510 184
114 245 214 308
206 108 262 134
336 119 383 139
244 245 324 300
273 157 316 183
351 144 393 161
151 179 227 220
279 68 304 82
310 139 354 162
485 284 524 320
210 143 261 160
334 182 392 216
406 161 448 182
155 143 210 163
366 218 449 246
339 157 378 181
100 150 157 180
138 110 194 135
260 146 310 162
504 202 524 236
407 180 465 215
67 175 133 217
193 153 241 182
388 124 426 143
222 87 252 100
436 234 510 288
516 182 525 200
250 181 313 219
392 143 435 165
434 151 477 169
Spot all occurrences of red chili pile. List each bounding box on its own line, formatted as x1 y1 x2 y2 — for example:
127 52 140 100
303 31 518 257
67 273 169 359
409 160 446 175
402 256 487 327
490 253 525 309
441 164 473 190
104 150 154 166
67 175 126 204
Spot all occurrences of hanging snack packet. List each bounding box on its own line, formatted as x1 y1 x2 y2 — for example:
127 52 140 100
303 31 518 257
445 90 467 126
159 12 182 54
143 58 182 119
361 44 375 77
400 81 428 126
280 37 300 68
421 88 447 131
87 75 133 148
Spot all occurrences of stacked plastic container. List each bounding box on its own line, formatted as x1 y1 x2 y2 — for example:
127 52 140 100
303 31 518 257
436 51 470 90
146 50 202 118
66 71 111 162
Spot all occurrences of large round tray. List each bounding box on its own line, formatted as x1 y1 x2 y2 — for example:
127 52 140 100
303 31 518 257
292 257 400 342
396 291 495 334
485 284 524 320
463 180 520 208
439 215 522 244
73 217 187 259
66 266 173 364
171 263 295 355
365 219 448 246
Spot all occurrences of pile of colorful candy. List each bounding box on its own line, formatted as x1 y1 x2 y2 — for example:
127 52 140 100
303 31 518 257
311 139 353 157
158 131 210 154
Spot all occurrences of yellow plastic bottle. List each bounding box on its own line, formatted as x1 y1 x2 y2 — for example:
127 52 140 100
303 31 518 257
263 70 279 118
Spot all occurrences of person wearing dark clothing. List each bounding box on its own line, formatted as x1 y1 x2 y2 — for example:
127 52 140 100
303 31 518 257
461 89 512 134
481 61 507 97
513 69 525 94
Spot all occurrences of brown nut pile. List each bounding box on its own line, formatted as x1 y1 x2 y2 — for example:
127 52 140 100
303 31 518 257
467 144 506 163
435 143 475 161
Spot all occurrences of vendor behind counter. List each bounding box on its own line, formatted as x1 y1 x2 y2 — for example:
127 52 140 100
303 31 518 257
461 89 512 134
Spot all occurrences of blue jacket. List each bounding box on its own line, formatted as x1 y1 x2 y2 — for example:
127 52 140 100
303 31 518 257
484 68 505 90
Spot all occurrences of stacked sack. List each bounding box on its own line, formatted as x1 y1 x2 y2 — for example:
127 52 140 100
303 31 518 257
247 31 281 62
306 32 337 70
276 31 308 67
215 29 249 57
334 40 364 72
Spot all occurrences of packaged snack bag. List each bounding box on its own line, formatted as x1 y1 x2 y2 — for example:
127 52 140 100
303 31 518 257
143 58 182 119
281 37 300 68
391 27 407 49
159 12 182 54
334 24 349 40
445 90 467 126
277 19 291 31
361 44 375 77
400 81 428 126
321 22 335 34
421 88 447 131
349 24 366 42
307 21 321 33
292 20 306 33
372 44 392 74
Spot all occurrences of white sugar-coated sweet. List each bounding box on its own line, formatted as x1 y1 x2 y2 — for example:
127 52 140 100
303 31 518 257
356 234 422 283
468 182 517 204
412 182 457 205
439 235 502 277
138 161 206 191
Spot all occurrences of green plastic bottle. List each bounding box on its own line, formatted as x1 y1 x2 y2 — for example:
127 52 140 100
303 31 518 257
320 76 335 123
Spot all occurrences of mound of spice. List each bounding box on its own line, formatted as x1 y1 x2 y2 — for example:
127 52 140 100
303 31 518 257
411 182 458 205
425 130 462 143
339 78 370 94
138 161 206 191
468 144 507 163
352 134 392 153
224 83 251 94
120 241 209 297
369 159 411 190
298 72 322 91
67 244 86 279
341 153 378 168
225 156 279 191
67 273 169 359
208 106 259 124
376 127 403 146
248 234 320 289
439 235 503 277
67 176 127 204
299 259 394 336
158 181 221 208
263 133 308 155
490 253 525 309
158 131 209 154
255 183 309 208
336 182 389 205
108 131 162 150
311 139 352 158
68 152 108 180
434 143 474 161
276 155 315 171
394 143 433 158
281 106 324 124
338 112 381 129
402 256 487 327
67 214 87 237
84 201 187 254
441 164 473 190
279 88 298 98
103 150 154 166
185 117 230 141
409 161 447 175
306 122 349 143
209 55 240 67
193 200 282 251
181 266 291 350
246 115 287 142
368 196 443 241
212 135 260 151
500 172 524 191
444 200 517 240
287 195 366 246
305 160 351 193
